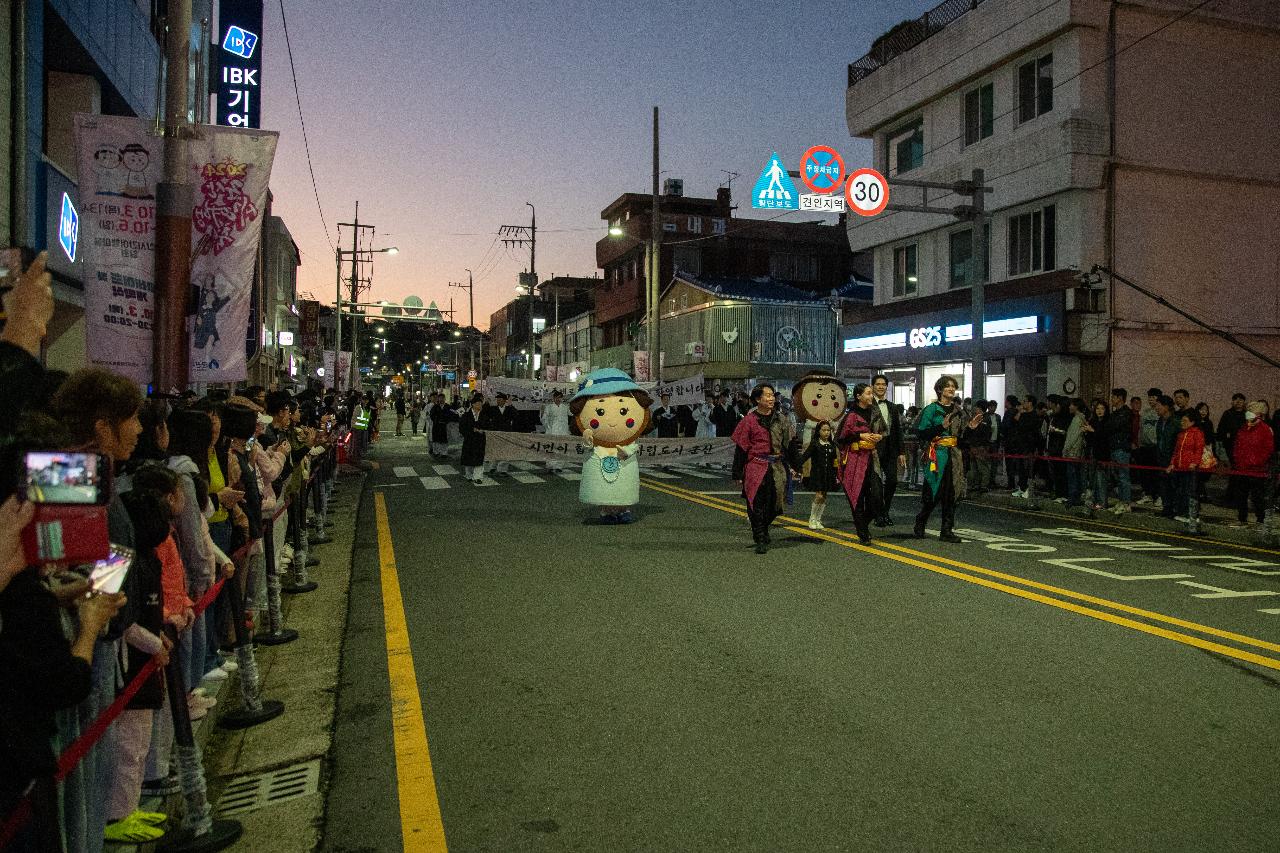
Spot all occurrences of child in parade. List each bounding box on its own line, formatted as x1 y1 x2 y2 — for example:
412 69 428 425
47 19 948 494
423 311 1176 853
800 421 839 530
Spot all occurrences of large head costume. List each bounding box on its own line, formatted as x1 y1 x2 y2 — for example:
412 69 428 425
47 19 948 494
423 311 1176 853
792 370 848 425
569 368 654 448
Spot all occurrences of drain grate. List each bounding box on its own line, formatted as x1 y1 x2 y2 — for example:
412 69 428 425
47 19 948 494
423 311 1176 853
217 759 322 816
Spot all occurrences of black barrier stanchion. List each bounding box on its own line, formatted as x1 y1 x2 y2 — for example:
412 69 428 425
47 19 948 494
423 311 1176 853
216 573 285 730
309 465 332 544
254 514 298 646
282 496 317 594
158 625 243 852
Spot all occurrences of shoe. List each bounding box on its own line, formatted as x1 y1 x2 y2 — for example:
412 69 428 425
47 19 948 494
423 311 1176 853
873 517 890 527
219 659 239 673
807 519 819 530
104 814 166 843
203 666 229 682
1055 497 1068 504
913 520 926 538
1227 521 1250 529
755 541 768 554
939 532 962 543
473 479 483 484
131 809 168 827
1091 504 1104 511
1135 496 1153 505
1111 504 1130 514
1174 516 1190 523
1011 490 1024 498
857 534 872 545
617 510 634 524
1152 499 1162 509
188 692 217 710
814 521 825 530
598 513 619 525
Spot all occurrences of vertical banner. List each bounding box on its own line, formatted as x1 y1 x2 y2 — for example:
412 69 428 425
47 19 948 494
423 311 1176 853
323 350 352 385
633 350 651 382
188 126 278 383
299 299 319 349
73 114 162 385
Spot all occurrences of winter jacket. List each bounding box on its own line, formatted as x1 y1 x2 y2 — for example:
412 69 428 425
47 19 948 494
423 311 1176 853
1170 427 1205 471
167 455 215 594
1233 421 1275 473
1103 408 1134 454
1154 416 1178 466
1062 413 1087 458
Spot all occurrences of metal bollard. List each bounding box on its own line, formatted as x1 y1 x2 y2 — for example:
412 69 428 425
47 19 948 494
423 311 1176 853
282 500 317 594
157 626 242 852
217 578 285 730
254 518 298 646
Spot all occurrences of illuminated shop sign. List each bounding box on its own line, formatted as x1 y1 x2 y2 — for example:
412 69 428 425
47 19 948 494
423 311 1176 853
58 193 79 262
845 315 1040 353
217 0 263 128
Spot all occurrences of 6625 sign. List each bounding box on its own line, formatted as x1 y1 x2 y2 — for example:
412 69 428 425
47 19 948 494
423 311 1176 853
909 326 942 349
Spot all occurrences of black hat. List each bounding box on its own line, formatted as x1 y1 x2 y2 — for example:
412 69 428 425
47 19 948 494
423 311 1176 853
221 403 258 441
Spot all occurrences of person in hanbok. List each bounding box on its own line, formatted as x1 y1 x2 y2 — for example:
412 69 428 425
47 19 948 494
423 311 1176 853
731 384 798 554
913 375 983 542
836 382 884 544
540 390 571 472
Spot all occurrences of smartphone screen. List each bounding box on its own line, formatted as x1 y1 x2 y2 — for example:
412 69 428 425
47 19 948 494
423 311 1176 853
25 452 105 504
246 436 257 451
88 544 133 594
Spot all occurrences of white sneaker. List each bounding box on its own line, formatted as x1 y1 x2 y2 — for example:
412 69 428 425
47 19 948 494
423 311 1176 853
1174 515 1190 523
1152 498 1162 509
815 521 825 530
1135 496 1153 505
808 520 818 530
1055 497 1068 504
203 666 229 682
1011 490 1024 498
219 659 239 673
1111 504 1130 514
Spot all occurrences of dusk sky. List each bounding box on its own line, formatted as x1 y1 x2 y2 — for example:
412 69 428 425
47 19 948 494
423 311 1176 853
257 0 938 331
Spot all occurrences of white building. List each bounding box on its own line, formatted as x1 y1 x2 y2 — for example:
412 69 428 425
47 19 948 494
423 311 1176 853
838 0 1280 412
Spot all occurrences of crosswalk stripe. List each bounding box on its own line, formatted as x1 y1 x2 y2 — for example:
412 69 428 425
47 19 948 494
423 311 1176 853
419 476 450 490
431 464 457 476
394 466 418 478
555 471 582 481
509 461 540 471
510 473 546 484
644 470 679 480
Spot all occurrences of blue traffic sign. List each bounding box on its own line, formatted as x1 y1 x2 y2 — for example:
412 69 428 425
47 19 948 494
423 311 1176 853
58 193 78 262
752 153 798 210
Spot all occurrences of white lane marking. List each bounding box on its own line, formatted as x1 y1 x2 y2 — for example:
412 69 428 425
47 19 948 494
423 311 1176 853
431 464 458 476
1040 557 1194 582
555 472 582 481
375 483 408 488
645 470 679 480
1258 608 1280 614
394 466 418 478
1176 581 1280 600
511 473 545 484
419 476 450 490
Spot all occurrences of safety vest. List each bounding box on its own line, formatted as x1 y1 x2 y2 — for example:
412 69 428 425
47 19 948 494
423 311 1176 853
353 407 369 430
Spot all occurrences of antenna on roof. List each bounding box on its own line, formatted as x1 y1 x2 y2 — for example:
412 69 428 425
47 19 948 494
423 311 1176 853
720 170 740 194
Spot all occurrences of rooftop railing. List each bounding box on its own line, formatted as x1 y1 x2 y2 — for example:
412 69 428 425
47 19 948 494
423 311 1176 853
848 0 988 87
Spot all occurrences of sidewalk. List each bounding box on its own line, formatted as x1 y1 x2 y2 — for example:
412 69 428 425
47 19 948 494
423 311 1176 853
949 481 1279 548
169 468 364 852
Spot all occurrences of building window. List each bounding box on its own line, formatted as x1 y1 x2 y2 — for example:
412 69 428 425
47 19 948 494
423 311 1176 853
663 221 677 233
892 244 918 297
1017 54 1053 123
769 252 817 283
687 216 702 233
886 118 923 175
1007 204 1057 276
948 224 990 289
964 83 993 145
712 218 726 235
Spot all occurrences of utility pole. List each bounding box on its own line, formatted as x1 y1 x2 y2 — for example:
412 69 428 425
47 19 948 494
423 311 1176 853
500 207 537 378
153 0 194 392
885 168 991 398
337 203 376 394
650 105 662 383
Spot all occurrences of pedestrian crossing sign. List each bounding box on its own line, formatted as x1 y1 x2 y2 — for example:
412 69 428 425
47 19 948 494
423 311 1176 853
752 153 798 210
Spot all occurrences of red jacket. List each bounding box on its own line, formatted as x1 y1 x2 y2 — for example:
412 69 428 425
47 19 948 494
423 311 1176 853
1233 420 1275 472
1170 426 1205 471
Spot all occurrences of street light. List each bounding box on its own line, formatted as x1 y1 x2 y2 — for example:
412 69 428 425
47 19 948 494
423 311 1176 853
608 225 624 236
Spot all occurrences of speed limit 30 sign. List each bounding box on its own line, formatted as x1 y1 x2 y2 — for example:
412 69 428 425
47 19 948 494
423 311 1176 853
845 168 889 217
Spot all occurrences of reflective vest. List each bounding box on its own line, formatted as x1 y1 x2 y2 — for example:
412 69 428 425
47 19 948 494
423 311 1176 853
353 407 369 430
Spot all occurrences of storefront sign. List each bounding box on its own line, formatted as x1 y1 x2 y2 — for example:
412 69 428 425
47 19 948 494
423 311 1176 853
845 315 1040 354
299 299 319 348
58 194 79 262
217 0 264 128
908 325 942 348
278 331 294 346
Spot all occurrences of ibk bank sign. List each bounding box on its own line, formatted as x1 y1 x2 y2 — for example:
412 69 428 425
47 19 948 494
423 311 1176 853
216 0 263 128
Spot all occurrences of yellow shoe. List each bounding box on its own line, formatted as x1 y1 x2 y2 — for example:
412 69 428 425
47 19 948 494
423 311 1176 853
104 814 166 843
132 809 168 826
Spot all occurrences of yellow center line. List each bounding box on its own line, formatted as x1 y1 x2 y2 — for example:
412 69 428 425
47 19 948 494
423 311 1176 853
640 479 1280 671
375 493 449 852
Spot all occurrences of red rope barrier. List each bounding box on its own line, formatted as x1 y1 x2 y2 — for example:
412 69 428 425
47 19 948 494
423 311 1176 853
984 450 1275 479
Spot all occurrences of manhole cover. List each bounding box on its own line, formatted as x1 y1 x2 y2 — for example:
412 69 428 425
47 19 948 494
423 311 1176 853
217 759 321 816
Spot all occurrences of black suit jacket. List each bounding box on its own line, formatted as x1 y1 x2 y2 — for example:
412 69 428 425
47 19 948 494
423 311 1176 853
653 406 680 438
872 396 904 460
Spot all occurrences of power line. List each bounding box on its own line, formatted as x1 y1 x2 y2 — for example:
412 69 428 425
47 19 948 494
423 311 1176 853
277 0 333 252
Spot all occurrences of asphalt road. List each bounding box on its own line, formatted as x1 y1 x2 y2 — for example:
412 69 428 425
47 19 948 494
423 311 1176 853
322 433 1280 853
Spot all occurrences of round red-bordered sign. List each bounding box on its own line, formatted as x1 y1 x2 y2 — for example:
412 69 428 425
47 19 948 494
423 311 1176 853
844 168 889 216
799 146 845 194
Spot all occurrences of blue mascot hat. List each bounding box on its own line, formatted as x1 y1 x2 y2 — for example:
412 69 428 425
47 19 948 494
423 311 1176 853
571 367 643 402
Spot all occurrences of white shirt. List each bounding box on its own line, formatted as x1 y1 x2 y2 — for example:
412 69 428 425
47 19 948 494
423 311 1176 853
541 401 571 436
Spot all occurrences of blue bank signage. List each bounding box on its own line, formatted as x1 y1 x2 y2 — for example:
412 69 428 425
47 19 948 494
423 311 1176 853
58 193 79 263
217 0 263 127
